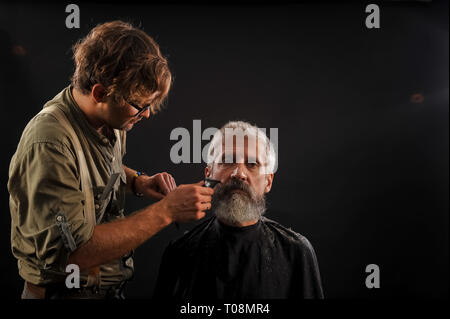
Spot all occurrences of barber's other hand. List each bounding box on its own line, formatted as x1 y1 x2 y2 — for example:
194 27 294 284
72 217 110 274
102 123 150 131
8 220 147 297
136 172 177 200
157 180 214 224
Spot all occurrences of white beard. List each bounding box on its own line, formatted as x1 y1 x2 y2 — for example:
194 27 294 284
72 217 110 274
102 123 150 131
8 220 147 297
213 188 266 225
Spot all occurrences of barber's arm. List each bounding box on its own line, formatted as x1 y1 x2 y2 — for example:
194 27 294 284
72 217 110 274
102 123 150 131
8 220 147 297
123 165 176 199
68 180 213 271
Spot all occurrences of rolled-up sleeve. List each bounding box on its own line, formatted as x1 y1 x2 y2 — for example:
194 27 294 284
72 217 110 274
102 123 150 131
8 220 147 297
8 140 94 285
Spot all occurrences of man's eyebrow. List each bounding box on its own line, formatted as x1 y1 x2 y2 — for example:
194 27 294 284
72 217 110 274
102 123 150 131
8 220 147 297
138 100 153 107
130 96 153 106
246 156 259 164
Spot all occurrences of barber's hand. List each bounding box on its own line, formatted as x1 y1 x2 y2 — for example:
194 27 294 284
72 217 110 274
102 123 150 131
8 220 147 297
135 172 177 200
157 180 214 224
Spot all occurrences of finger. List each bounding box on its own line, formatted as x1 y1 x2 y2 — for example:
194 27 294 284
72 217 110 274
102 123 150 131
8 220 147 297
195 211 206 220
156 174 171 195
163 174 175 191
196 202 212 211
197 194 212 203
169 175 177 190
195 180 205 186
168 175 176 191
197 185 214 195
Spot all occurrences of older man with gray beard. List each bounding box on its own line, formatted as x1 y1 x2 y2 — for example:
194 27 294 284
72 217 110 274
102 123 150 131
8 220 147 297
154 121 324 299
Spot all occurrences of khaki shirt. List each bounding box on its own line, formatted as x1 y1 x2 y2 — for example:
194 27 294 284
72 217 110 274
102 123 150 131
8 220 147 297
8 86 134 286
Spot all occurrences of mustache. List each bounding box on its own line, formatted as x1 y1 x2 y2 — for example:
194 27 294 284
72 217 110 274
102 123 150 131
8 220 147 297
213 178 255 200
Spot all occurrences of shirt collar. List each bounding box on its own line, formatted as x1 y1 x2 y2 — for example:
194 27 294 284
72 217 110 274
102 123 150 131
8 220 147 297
63 85 117 147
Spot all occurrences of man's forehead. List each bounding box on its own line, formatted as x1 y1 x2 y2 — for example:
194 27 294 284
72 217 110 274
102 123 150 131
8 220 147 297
222 134 262 148
220 140 266 161
131 90 159 104
222 143 259 153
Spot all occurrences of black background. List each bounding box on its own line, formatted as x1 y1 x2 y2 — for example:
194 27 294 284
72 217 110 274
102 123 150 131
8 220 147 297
0 1 448 299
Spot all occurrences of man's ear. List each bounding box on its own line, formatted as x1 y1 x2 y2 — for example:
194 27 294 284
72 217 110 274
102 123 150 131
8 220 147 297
264 173 274 193
91 84 107 103
205 165 212 178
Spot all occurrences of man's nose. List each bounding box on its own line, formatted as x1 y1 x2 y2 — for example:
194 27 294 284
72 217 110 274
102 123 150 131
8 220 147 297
230 165 247 181
142 108 151 119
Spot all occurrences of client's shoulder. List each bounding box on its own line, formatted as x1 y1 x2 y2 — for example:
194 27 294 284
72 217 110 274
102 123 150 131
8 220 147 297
260 216 315 252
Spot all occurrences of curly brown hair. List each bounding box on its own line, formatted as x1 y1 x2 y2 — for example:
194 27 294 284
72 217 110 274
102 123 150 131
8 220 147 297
71 20 172 114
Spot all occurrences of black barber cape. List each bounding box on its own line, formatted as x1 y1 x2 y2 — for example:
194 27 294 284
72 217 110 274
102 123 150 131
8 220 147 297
154 216 324 299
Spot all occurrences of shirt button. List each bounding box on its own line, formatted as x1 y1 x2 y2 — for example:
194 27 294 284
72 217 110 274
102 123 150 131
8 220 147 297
95 204 100 210
102 137 109 144
56 215 63 222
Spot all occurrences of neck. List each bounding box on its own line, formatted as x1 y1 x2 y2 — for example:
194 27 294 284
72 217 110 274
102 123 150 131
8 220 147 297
72 87 106 133
218 218 258 228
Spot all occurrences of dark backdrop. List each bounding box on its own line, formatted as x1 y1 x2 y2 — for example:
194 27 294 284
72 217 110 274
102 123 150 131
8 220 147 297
0 1 448 299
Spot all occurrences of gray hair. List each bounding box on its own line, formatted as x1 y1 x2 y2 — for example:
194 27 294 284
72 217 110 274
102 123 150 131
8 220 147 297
206 121 277 174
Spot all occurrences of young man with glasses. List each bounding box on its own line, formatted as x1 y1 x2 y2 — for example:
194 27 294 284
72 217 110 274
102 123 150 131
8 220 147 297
8 20 213 299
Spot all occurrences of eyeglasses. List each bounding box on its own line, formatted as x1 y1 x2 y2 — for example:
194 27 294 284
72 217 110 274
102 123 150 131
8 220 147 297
126 99 152 118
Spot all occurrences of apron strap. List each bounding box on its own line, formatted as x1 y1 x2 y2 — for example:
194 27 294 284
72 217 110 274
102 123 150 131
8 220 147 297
39 105 100 288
